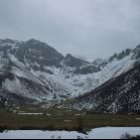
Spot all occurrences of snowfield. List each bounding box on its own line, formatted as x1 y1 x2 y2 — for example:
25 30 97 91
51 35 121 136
0 127 140 139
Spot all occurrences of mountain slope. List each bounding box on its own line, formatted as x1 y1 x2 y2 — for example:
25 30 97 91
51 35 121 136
63 60 140 113
0 38 140 110
0 39 67 103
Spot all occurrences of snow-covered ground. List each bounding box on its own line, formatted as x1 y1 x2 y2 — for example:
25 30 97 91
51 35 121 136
0 127 140 139
17 113 43 115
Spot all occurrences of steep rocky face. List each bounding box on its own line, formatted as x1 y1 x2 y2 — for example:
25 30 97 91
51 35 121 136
132 45 140 59
24 39 64 68
92 58 107 67
108 49 132 62
62 54 88 67
62 54 102 74
0 39 64 68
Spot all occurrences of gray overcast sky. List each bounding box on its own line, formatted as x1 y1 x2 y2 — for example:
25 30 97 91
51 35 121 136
0 0 140 61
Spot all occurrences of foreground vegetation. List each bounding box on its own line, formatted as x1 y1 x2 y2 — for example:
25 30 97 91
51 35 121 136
0 105 140 132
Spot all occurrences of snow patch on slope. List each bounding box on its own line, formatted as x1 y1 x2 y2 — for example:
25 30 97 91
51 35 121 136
32 53 136 98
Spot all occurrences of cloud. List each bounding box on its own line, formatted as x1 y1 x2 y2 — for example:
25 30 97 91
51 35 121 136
0 0 140 61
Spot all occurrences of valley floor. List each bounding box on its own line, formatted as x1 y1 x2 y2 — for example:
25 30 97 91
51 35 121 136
0 106 140 130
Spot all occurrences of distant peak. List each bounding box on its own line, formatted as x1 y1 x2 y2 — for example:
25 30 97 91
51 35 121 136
27 39 41 43
133 44 140 52
108 48 132 62
132 44 140 59
66 53 74 58
28 38 39 41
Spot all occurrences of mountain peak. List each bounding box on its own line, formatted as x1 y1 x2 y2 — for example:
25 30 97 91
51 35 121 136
26 39 46 46
64 53 88 67
133 44 140 59
109 48 132 62
66 53 73 58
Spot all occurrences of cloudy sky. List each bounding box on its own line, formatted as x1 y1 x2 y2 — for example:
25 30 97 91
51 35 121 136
0 0 140 61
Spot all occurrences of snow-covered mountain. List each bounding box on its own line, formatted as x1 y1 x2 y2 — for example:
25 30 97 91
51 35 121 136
64 63 140 114
0 38 140 110
62 46 140 113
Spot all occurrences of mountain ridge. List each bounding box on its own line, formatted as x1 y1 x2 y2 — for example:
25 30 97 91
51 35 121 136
0 38 140 113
